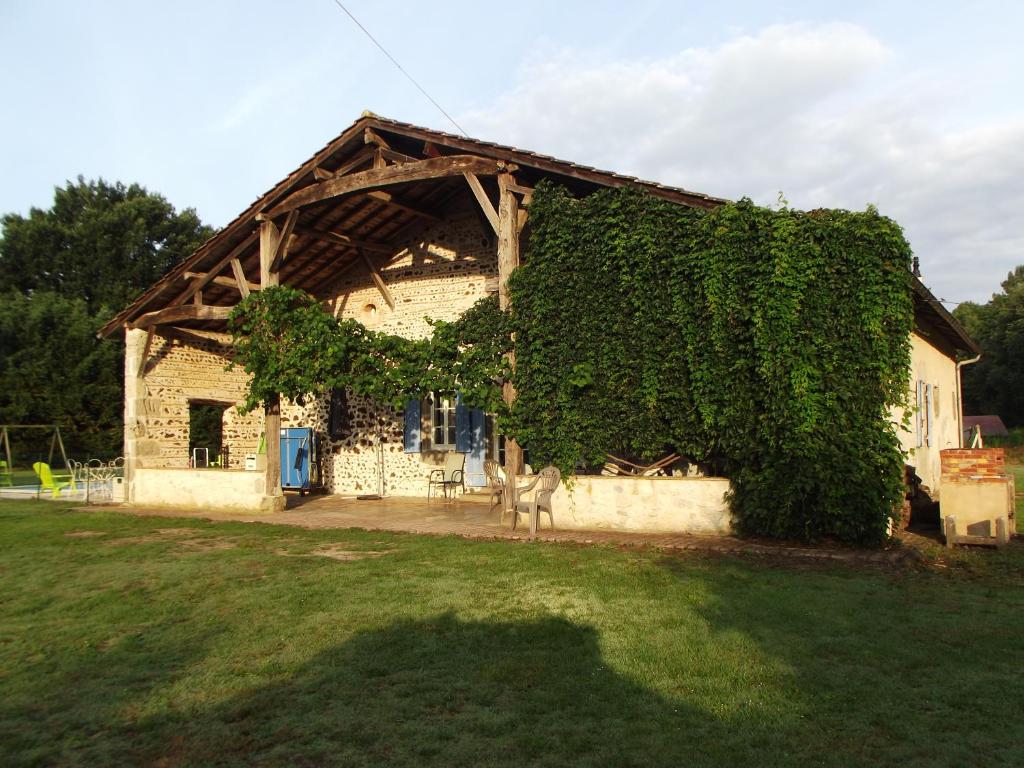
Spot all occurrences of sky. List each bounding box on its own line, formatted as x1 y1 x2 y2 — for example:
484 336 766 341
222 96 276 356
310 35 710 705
1 0 1021 305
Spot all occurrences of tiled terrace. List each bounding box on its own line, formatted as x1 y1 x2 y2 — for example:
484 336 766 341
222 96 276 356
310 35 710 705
109 492 913 565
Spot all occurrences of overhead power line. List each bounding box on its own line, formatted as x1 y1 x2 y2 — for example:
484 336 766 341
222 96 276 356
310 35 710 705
329 0 468 137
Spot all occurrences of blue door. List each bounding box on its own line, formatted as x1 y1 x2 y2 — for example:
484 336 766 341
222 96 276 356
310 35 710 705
280 427 311 490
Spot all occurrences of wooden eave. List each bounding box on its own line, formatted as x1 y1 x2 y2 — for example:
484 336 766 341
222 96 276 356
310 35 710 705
97 113 737 338
911 276 980 358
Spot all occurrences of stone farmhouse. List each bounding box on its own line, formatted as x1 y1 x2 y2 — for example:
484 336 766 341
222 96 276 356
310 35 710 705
99 113 978 528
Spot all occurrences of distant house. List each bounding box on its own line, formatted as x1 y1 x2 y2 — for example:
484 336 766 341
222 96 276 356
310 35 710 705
98 113 978 525
963 415 1010 439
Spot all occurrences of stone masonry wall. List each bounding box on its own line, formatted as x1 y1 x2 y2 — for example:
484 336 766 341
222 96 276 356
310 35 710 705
127 329 262 470
281 201 498 494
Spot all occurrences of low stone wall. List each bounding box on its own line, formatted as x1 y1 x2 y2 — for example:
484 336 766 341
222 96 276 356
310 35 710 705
132 467 282 512
549 476 733 535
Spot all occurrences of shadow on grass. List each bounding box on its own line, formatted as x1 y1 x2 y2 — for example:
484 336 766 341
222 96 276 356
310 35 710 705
116 613 783 767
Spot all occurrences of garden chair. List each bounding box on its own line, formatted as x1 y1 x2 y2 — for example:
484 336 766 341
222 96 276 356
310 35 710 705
0 460 12 487
32 462 72 498
602 453 680 477
511 465 561 535
427 452 466 500
483 458 506 513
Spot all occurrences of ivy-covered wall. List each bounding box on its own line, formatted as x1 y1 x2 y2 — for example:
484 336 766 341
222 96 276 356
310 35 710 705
230 185 915 544
509 185 914 543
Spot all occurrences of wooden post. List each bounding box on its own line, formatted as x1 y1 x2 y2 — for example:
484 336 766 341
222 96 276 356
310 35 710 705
259 219 281 287
497 172 523 485
259 219 283 505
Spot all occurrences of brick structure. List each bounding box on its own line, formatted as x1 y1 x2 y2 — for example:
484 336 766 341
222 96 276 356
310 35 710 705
939 448 1006 481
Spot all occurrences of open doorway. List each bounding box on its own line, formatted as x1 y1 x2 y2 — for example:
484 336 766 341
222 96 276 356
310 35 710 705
189 401 228 468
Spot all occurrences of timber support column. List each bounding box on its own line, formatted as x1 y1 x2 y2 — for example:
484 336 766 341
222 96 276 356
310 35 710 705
497 172 524 482
259 218 285 511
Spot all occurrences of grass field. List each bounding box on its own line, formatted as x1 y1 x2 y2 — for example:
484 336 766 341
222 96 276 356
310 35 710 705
1 500 1022 767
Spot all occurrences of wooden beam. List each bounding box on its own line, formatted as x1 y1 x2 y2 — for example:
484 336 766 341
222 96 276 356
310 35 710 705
364 127 391 149
464 172 499 235
260 219 280 287
168 231 258 308
269 210 299 273
365 190 442 223
497 172 523 483
293 224 394 254
313 147 376 180
129 304 235 330
373 148 386 170
380 147 419 165
184 271 259 293
517 208 529 235
358 248 396 310
505 182 534 197
267 155 505 217
230 258 252 298
137 327 155 378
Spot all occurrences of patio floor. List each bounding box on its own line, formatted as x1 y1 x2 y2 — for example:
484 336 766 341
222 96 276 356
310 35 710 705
107 491 913 565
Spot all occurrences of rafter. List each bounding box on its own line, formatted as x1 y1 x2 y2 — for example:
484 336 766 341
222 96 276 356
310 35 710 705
129 304 236 330
312 147 376 181
365 190 442 223
463 172 499 234
230 258 251 298
293 224 394 254
168 231 258 308
269 210 299 273
184 271 259 293
267 155 506 217
359 248 396 310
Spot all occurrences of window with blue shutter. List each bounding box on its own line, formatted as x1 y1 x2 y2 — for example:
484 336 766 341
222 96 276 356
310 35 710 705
403 399 421 453
455 393 471 453
465 407 487 486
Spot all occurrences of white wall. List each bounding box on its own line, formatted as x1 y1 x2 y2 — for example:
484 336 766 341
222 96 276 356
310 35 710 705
892 332 961 496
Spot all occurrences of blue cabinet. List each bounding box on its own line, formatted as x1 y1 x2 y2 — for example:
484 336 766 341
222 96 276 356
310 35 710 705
280 427 320 495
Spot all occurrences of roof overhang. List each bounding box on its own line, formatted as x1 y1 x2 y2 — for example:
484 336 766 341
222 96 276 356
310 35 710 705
910 275 980 358
98 113 728 338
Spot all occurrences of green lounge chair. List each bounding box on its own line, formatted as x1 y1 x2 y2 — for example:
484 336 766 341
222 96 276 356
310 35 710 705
0 460 12 487
32 462 73 498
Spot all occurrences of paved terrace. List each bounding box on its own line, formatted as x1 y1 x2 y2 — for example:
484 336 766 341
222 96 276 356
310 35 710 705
107 492 915 566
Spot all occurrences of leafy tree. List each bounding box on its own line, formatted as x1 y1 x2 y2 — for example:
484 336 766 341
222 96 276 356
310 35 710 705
0 178 213 461
954 265 1024 426
0 177 212 314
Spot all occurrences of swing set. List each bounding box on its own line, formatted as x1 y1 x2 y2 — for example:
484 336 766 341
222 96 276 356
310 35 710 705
0 424 72 493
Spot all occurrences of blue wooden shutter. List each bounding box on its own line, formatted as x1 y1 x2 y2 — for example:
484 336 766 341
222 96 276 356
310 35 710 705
915 380 924 449
455 393 471 453
925 384 933 448
403 399 421 453
465 408 487 487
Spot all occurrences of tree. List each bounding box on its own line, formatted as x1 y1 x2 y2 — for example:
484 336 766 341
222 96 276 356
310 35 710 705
0 178 214 460
954 265 1024 427
0 177 212 314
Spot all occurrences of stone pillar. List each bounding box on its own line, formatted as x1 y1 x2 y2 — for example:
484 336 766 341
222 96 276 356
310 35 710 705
123 328 162 502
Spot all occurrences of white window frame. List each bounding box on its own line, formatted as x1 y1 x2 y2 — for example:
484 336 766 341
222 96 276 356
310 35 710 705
430 392 457 451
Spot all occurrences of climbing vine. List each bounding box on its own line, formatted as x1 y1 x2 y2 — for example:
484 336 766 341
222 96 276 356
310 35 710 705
229 183 914 544
509 183 914 544
228 289 510 414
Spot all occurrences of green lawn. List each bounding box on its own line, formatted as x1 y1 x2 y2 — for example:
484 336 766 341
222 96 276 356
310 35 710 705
1 501 1022 767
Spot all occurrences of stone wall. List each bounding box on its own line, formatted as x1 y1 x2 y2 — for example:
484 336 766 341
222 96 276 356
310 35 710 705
124 328 262 471
280 201 497 495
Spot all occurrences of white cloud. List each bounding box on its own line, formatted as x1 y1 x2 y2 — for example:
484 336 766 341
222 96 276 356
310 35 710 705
460 22 1023 303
